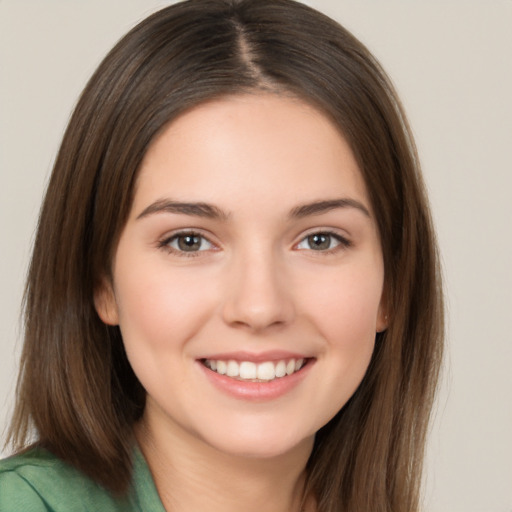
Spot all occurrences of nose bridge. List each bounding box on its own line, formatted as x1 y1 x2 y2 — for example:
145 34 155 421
222 241 294 331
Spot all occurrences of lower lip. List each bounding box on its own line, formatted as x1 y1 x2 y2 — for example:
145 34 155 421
197 360 314 401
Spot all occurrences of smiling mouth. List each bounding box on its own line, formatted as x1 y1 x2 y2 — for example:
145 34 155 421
201 358 308 382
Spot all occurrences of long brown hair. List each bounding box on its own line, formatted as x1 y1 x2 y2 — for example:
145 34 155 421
7 1 443 510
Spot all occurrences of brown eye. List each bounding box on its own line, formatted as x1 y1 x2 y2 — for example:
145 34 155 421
177 234 202 251
296 232 350 252
307 233 332 250
165 233 213 253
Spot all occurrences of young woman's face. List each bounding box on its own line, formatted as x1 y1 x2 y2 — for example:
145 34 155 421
96 94 386 459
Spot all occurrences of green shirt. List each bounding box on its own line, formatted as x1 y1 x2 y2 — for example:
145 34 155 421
0 446 166 512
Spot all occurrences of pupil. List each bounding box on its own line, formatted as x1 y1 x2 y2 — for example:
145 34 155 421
178 235 201 251
309 234 330 250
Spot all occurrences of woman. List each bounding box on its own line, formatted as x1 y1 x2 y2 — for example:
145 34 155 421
0 1 443 511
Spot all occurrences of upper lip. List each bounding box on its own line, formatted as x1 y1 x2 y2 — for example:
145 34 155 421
198 350 311 363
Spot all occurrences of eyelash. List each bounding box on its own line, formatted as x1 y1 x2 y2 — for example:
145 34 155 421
295 231 352 253
158 231 215 258
158 230 352 257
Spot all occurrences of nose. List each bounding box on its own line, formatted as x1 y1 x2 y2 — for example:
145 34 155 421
221 247 295 332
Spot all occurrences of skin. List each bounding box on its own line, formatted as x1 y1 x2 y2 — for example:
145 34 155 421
96 93 386 512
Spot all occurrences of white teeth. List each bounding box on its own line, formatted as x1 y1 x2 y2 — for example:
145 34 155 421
226 360 239 377
239 361 257 379
217 360 227 375
203 358 306 382
257 361 276 380
275 360 287 378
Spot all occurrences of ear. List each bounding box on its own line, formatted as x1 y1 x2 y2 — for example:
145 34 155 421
376 291 389 333
94 277 119 326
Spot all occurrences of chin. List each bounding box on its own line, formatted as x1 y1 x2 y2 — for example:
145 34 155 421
195 421 316 461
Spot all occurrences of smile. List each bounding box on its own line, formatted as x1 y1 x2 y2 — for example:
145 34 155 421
202 358 306 382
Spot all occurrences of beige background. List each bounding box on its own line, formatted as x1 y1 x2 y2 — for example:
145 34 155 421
1 1 511 510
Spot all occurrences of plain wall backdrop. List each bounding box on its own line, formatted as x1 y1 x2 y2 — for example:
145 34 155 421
1 1 511 511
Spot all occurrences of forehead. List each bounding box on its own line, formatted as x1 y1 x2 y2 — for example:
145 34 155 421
132 93 370 216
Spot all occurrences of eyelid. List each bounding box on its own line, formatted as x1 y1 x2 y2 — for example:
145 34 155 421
157 227 351 256
293 228 352 252
158 229 219 256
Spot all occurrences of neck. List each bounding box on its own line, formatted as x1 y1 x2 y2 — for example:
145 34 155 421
135 414 314 512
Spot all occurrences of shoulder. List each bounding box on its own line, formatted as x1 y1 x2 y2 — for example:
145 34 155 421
0 465 48 511
0 448 55 511
0 447 132 512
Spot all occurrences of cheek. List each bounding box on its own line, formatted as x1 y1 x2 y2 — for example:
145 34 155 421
297 263 383 414
303 264 384 344
113 261 218 360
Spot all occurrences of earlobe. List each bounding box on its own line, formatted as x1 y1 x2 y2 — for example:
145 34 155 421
376 296 389 333
94 278 119 326
376 312 388 333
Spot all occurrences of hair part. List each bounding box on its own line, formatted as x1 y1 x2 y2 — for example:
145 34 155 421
7 1 443 510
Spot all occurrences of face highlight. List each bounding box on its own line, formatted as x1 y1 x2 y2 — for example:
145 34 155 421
95 94 386 460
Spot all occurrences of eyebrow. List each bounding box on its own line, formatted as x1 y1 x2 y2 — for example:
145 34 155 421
289 198 371 219
136 199 229 220
136 197 370 221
